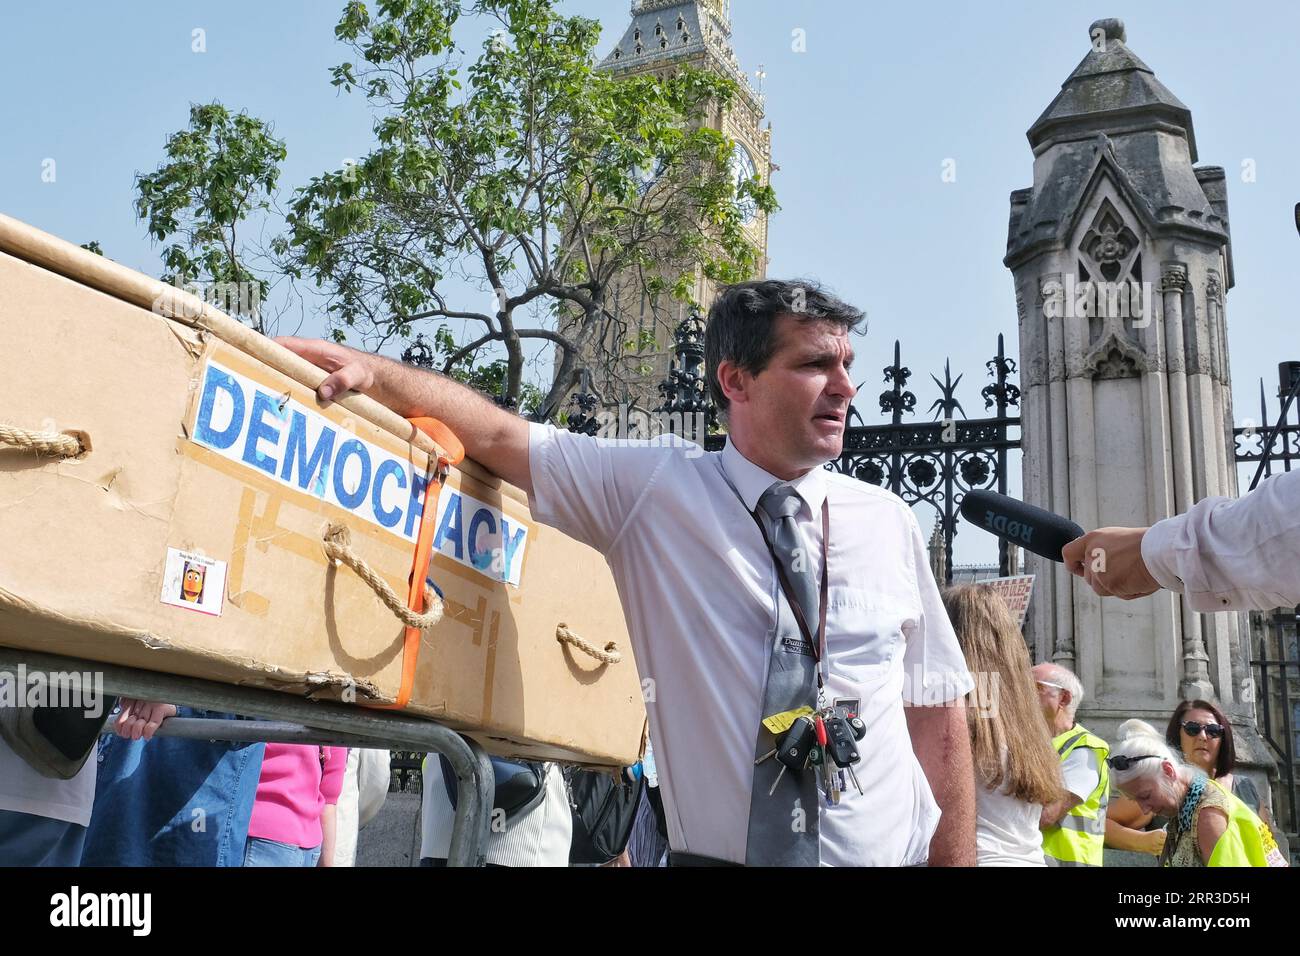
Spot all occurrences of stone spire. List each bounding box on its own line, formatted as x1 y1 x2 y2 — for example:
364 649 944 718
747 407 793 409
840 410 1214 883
927 516 947 585
1005 19 1249 745
1028 19 1196 155
1007 19 1230 275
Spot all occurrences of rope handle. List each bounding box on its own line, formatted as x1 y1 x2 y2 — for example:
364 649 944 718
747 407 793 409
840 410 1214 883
555 623 622 664
0 424 90 458
322 524 444 630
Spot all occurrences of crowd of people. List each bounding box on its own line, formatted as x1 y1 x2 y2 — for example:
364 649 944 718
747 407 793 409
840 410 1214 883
2 276 1299 868
943 585 1288 868
1 601 1287 869
0 691 656 867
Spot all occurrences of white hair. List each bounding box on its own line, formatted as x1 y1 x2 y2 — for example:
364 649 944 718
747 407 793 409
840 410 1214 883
1110 719 1183 787
1044 665 1084 719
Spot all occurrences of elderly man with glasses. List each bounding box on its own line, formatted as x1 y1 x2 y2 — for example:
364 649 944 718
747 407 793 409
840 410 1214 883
1032 663 1111 866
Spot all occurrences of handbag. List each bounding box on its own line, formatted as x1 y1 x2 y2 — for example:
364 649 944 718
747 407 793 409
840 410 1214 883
565 765 646 865
439 754 548 825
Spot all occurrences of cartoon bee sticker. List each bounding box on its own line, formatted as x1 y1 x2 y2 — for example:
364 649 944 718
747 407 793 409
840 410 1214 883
180 562 206 604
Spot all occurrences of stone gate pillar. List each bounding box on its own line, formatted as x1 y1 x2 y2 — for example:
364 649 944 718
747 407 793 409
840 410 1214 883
1005 19 1250 739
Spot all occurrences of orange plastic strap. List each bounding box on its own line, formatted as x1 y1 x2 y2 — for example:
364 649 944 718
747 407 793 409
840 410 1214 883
367 417 463 711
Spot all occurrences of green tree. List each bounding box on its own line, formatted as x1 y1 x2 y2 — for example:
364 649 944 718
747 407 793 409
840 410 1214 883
402 325 545 415
135 103 287 333
286 0 774 418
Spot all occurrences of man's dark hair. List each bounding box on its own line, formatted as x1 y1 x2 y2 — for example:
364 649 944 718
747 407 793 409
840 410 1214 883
704 278 864 414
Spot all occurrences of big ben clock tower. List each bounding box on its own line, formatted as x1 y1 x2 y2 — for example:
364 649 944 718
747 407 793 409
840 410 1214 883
583 0 772 414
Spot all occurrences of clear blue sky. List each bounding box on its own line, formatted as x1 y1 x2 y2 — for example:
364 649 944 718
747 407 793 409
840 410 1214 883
4 1 1297 565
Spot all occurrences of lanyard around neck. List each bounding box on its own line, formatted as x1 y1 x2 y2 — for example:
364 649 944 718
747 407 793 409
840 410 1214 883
714 455 831 689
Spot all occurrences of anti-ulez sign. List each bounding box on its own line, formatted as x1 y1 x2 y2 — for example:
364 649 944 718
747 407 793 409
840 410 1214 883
977 574 1035 628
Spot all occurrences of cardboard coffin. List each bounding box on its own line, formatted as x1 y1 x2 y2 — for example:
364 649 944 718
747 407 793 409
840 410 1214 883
0 213 644 766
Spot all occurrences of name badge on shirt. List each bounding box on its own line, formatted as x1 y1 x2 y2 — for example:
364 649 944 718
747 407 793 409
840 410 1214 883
780 636 814 657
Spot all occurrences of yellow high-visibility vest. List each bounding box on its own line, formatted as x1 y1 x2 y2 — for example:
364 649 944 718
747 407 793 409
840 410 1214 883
1043 724 1110 867
1200 779 1286 867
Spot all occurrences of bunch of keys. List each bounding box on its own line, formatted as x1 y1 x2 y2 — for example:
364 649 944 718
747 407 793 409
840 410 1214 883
755 715 817 796
755 710 868 802
814 707 867 804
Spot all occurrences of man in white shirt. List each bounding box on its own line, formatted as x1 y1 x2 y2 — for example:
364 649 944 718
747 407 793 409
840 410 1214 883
1062 468 1300 611
280 278 976 866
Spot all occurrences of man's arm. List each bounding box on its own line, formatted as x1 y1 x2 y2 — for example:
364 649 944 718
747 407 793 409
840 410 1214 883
1063 468 1300 609
905 703 976 867
276 337 533 495
1039 791 1083 829
1042 746 1100 829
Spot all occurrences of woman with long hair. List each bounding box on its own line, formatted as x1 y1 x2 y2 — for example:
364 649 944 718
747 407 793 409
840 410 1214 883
942 586 1063 866
1109 720 1286 867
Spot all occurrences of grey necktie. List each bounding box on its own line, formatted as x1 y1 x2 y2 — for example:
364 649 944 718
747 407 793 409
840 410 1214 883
745 481 821 866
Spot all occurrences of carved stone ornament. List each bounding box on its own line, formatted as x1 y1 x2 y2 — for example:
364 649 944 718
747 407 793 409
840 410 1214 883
1206 271 1223 303
1160 263 1189 293
1085 332 1146 380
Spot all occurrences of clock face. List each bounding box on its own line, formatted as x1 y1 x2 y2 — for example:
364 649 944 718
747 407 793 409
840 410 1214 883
729 142 758 225
634 155 665 195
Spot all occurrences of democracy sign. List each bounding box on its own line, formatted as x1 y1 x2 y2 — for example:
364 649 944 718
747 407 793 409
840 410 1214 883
189 359 529 587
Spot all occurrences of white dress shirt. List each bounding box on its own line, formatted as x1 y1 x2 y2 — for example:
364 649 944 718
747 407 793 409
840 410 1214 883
1142 468 1300 611
528 424 974 865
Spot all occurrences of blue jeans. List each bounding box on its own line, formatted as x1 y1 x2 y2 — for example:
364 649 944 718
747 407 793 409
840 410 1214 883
243 836 321 867
80 706 265 867
0 809 87 866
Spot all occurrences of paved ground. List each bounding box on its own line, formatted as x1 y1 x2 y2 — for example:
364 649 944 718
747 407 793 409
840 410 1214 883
355 791 422 867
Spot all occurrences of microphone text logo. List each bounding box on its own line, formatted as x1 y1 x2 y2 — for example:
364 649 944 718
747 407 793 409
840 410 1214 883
983 510 1033 545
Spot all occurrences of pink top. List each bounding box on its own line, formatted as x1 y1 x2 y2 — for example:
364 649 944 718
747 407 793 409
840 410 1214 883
247 744 348 849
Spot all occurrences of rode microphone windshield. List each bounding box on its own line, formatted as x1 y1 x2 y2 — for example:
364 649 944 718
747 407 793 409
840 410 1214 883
958 489 1084 562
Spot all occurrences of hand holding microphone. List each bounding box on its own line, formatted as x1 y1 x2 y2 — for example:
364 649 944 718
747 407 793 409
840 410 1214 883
1060 527 1160 600
959 490 1159 600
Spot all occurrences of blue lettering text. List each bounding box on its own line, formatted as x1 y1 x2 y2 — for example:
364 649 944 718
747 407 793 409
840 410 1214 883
332 439 372 510
194 367 245 450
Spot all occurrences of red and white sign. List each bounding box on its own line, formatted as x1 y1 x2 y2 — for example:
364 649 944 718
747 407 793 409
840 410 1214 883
977 574 1035 628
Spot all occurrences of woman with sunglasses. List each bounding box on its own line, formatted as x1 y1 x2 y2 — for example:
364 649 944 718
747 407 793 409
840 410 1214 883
1164 700 1267 824
1105 701 1266 861
1108 720 1286 867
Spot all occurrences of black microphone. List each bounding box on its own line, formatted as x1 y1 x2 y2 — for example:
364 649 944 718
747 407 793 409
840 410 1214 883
958 489 1084 563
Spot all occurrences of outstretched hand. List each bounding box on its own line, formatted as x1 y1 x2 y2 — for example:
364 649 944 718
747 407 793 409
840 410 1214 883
1061 526 1159 599
276 336 376 403
114 699 177 741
